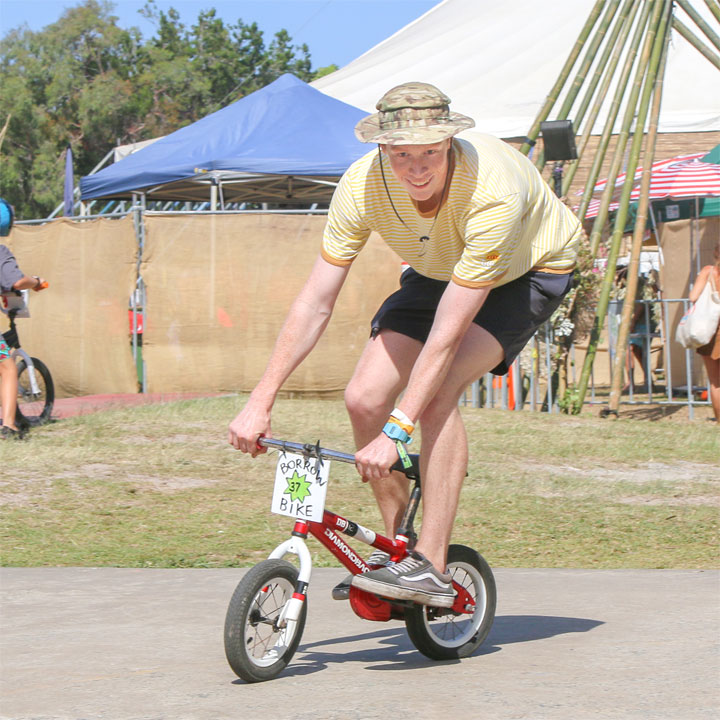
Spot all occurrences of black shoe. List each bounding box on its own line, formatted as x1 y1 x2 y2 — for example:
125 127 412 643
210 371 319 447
351 550 455 608
1 426 27 440
331 550 391 601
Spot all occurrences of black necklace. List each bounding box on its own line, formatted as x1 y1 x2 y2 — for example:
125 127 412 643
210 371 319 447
378 149 453 252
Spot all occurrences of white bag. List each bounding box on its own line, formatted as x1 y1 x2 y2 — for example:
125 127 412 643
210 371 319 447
675 274 720 349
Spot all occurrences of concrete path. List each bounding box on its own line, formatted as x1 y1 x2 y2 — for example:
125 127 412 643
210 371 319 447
1 567 718 720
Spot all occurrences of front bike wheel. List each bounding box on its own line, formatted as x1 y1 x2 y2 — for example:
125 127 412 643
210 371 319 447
224 560 307 683
405 544 496 661
15 357 54 427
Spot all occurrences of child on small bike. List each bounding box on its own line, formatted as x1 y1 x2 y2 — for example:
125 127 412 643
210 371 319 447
1 198 47 440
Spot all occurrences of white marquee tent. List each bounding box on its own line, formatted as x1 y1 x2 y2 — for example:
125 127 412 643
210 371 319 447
313 0 720 140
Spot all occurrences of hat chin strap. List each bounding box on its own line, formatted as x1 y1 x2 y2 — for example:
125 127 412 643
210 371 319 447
377 146 454 246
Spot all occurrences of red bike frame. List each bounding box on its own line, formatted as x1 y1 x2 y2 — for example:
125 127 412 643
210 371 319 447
290 511 474 620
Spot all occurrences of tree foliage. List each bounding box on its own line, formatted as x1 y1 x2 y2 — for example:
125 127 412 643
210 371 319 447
0 0 336 218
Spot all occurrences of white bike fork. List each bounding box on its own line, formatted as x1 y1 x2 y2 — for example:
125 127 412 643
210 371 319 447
267 536 312 628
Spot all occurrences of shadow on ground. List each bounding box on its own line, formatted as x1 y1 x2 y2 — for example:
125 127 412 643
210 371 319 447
232 614 604 682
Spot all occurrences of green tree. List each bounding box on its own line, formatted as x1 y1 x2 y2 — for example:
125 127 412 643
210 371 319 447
0 0 142 217
0 0 330 219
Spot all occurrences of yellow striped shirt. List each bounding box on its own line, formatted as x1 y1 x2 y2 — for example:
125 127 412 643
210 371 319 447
322 136 581 288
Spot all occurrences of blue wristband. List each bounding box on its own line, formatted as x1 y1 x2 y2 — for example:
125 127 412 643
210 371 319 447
382 422 412 444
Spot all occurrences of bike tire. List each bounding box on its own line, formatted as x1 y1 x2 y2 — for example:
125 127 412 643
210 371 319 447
405 544 496 661
15 357 54 427
224 559 307 683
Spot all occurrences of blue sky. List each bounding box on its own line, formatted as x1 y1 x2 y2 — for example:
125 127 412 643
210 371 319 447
0 0 438 69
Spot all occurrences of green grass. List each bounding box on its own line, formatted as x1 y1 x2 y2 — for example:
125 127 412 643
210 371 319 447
1 396 718 568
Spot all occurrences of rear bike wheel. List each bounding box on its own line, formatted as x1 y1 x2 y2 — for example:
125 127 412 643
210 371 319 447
15 357 54 427
224 560 307 683
405 544 496 660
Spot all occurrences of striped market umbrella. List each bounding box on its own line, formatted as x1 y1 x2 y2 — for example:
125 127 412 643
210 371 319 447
581 153 720 218
590 152 705 195
628 157 720 201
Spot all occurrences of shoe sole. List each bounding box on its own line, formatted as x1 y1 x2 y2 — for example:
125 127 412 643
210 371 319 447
352 575 455 608
331 586 350 601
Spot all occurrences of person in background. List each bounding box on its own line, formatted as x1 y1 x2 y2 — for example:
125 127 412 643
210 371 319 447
625 273 659 392
688 240 720 423
1 199 47 439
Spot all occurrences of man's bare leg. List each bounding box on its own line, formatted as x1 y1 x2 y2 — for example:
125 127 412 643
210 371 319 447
413 324 503 571
345 330 422 536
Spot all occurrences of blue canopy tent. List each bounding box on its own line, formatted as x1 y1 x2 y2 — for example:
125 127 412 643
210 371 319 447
80 74 369 206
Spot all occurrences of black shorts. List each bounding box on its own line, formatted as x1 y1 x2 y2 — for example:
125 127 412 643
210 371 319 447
371 267 574 375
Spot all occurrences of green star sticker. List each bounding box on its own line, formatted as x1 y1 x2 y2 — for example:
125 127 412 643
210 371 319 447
285 470 311 503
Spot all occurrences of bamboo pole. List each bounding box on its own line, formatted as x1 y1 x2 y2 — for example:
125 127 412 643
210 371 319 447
672 16 720 70
562 0 640 195
706 0 720 24
607 13 671 415
675 0 720 51
572 0 668 413
534 0 622 172
575 0 655 231
567 0 629 131
519 0 607 157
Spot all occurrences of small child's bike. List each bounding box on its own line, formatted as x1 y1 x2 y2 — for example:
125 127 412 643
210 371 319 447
1 288 54 427
224 437 496 683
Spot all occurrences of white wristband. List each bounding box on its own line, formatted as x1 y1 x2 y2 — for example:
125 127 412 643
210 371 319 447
389 407 414 430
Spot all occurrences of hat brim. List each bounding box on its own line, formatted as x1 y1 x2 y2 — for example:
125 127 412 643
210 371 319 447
354 111 475 145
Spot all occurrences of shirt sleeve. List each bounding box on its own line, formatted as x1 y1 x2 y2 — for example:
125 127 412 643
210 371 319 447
321 170 372 267
451 194 524 288
0 245 23 293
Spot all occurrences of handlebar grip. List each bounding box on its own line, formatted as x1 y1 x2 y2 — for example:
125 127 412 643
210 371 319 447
390 452 421 479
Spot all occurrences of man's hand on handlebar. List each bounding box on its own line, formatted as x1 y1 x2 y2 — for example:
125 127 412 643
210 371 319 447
354 432 399 483
228 400 272 457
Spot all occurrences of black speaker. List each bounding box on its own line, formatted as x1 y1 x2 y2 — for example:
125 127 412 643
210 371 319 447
540 120 578 161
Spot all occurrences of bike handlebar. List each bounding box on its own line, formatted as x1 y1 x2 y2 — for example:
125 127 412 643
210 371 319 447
257 436 421 478
258 437 356 465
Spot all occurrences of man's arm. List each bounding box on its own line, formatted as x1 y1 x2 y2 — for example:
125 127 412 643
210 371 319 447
354 280 491 478
228 254 350 455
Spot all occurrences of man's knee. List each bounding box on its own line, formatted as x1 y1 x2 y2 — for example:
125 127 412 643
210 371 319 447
345 376 387 423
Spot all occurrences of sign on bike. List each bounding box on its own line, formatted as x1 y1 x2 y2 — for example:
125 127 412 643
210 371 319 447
271 449 329 521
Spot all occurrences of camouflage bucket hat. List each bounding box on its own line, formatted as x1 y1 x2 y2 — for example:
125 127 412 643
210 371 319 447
354 81 475 145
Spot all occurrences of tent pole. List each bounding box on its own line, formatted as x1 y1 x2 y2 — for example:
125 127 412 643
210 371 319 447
131 192 147 393
519 0 607 157
562 0 640 195
573 0 668 413
575 0 655 225
671 17 720 69
607 6 671 415
534 0 622 173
